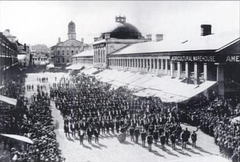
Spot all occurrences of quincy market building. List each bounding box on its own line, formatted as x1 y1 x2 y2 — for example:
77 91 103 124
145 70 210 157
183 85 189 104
71 17 240 102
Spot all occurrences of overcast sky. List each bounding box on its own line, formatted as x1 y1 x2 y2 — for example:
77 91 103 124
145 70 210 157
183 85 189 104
0 1 239 47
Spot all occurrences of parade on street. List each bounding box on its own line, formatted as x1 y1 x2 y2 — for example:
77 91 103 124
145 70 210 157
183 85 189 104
0 1 240 162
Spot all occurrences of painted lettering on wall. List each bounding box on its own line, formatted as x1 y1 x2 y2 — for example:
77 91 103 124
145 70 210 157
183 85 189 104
226 55 240 62
171 56 216 62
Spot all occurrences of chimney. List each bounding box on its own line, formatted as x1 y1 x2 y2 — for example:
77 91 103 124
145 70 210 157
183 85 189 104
24 43 26 51
58 37 61 43
156 34 163 42
81 38 84 43
94 37 98 42
146 34 152 41
201 24 212 36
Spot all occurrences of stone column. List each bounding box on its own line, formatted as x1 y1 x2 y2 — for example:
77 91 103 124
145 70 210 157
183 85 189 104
185 62 189 79
177 62 182 79
157 58 160 73
204 63 208 81
194 62 199 84
170 61 174 77
217 63 225 98
165 59 168 75
149 58 152 72
140 59 142 70
136 59 140 71
161 59 164 72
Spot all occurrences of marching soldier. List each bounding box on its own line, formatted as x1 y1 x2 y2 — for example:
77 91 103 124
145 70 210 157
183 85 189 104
147 133 153 151
141 129 147 147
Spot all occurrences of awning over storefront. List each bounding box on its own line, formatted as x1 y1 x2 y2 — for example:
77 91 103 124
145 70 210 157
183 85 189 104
94 69 217 103
66 64 84 70
133 81 216 103
0 95 17 106
82 67 99 76
0 134 33 144
46 64 54 69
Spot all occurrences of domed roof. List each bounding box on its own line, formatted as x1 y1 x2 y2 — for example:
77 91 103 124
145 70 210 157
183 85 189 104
101 17 142 39
68 21 75 27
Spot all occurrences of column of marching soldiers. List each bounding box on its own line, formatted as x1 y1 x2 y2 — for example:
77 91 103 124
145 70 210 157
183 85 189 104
50 74 198 152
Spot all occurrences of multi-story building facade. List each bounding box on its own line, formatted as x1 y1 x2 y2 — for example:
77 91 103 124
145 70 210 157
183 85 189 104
51 21 85 67
0 32 18 86
71 16 240 101
32 54 49 65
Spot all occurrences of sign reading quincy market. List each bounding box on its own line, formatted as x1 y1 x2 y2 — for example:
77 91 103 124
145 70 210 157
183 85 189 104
170 55 240 63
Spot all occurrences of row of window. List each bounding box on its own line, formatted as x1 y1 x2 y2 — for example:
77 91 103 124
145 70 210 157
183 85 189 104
56 57 70 63
94 52 106 63
33 58 47 61
57 50 79 56
0 42 17 57
109 58 171 70
94 48 105 63
75 59 92 64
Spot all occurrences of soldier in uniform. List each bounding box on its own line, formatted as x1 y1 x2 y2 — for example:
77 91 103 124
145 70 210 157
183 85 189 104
78 129 85 145
147 133 153 151
170 132 176 150
116 119 120 133
87 126 93 144
129 125 135 142
64 124 69 138
94 128 100 144
153 128 159 146
191 131 197 148
134 127 140 144
141 129 147 147
160 133 166 150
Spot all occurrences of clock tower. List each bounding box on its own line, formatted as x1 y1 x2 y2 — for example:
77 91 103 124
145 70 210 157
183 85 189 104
68 21 76 40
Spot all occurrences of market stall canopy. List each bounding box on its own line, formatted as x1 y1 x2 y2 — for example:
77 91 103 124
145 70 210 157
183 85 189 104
0 134 33 144
66 64 84 70
0 95 17 106
17 54 26 61
46 63 54 68
133 81 216 103
95 69 217 103
231 116 240 124
82 67 99 76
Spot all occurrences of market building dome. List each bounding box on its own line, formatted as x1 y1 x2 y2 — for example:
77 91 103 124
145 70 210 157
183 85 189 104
101 16 143 39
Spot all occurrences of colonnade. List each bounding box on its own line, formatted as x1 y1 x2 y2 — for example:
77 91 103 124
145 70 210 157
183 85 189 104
109 57 210 84
109 57 171 75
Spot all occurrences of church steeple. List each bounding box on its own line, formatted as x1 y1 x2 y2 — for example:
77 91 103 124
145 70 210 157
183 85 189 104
68 21 76 40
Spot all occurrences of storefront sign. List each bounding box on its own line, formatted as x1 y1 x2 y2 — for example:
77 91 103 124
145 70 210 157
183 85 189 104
171 55 240 63
171 56 216 62
226 55 240 63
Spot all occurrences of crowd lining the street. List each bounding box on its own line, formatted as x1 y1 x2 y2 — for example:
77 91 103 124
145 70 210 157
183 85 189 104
180 97 240 162
0 78 65 162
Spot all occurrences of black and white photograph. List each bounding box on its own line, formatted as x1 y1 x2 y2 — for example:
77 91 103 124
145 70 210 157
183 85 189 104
0 1 240 162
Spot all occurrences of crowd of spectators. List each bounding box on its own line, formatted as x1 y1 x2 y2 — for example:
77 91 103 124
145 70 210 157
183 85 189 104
180 96 240 162
0 78 64 162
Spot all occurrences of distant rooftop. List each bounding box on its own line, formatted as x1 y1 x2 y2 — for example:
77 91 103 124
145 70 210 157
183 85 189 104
112 30 240 55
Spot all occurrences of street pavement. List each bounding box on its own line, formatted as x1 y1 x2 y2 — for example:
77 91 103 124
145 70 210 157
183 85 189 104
25 72 230 162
